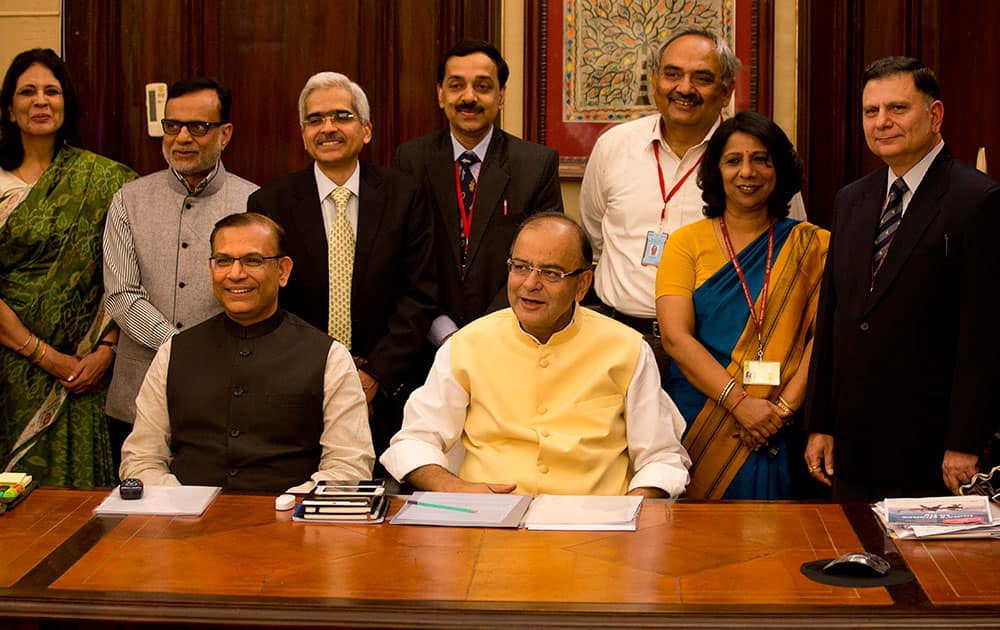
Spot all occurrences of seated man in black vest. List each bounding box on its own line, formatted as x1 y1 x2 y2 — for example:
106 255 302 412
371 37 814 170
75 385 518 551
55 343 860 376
120 213 374 492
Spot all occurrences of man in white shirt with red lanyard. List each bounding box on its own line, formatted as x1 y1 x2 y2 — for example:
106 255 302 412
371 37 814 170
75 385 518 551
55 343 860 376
580 24 805 386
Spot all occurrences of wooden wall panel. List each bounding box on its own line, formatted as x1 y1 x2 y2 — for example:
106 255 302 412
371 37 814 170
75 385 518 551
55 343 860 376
64 0 500 186
799 0 999 227
922 0 1000 169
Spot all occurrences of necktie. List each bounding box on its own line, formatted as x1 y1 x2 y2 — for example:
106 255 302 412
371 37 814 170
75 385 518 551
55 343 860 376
872 177 908 269
457 150 480 214
328 186 354 349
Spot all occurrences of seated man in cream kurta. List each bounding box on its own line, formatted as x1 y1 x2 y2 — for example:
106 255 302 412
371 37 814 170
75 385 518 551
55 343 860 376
381 213 691 497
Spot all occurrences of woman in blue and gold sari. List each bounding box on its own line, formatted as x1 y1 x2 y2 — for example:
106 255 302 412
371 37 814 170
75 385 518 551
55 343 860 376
0 49 136 485
656 112 829 499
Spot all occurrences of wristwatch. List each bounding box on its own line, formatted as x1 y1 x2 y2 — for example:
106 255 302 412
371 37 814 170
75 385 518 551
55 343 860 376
97 340 117 353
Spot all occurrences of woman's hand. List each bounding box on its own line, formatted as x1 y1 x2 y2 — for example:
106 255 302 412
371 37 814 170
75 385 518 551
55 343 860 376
731 397 784 450
57 346 114 394
35 345 80 382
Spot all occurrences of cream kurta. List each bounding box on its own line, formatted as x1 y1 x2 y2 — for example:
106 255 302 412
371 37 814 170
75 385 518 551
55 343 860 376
381 307 691 496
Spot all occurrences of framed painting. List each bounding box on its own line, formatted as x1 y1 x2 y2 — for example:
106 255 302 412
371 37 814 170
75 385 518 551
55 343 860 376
524 0 773 178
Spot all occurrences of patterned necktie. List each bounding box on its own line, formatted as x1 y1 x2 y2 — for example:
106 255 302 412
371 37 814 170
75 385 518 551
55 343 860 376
457 150 480 214
872 177 908 269
327 186 354 349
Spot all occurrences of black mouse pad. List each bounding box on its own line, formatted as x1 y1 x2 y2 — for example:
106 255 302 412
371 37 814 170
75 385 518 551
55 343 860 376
800 559 915 588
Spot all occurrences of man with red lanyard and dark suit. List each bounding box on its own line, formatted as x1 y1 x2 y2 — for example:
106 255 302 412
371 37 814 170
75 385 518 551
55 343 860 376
393 40 563 347
580 24 806 386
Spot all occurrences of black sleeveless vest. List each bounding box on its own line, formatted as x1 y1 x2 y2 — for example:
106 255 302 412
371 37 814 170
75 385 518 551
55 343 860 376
166 310 332 492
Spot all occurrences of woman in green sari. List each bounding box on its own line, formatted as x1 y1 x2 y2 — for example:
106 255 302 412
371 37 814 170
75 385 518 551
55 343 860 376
0 49 136 486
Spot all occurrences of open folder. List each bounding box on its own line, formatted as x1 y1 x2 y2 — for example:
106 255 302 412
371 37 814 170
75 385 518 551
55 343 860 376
390 492 531 528
390 492 643 530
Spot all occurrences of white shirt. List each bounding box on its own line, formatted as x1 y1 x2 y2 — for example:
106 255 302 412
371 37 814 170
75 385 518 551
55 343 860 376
381 323 692 496
887 139 945 217
314 161 361 239
580 115 806 318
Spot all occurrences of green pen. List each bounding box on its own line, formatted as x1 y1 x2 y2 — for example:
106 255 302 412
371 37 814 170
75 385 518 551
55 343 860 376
406 499 477 513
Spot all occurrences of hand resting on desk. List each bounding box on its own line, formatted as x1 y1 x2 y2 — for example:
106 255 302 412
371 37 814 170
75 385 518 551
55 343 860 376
406 464 516 494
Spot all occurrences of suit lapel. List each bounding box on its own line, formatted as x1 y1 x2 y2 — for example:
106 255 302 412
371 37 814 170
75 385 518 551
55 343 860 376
846 173 885 302
865 152 950 311
288 170 329 286
466 129 509 267
428 132 463 270
354 163 385 303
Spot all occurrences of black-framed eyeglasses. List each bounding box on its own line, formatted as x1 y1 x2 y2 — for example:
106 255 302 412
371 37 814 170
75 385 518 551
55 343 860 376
161 119 227 136
507 258 588 283
209 254 283 269
303 110 358 127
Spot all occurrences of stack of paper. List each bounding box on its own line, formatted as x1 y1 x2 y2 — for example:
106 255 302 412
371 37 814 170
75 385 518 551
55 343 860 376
94 485 221 517
522 495 643 531
874 495 1000 539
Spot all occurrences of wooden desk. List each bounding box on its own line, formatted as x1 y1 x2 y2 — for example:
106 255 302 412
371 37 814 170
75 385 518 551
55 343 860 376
1 490 998 628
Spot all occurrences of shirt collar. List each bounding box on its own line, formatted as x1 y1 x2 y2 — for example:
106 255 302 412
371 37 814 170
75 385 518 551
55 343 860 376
314 161 361 202
169 160 221 196
889 139 945 196
450 126 493 163
648 114 721 159
515 303 579 345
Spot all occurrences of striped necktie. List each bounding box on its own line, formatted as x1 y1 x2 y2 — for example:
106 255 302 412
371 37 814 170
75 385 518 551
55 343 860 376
872 177 908 269
327 186 353 349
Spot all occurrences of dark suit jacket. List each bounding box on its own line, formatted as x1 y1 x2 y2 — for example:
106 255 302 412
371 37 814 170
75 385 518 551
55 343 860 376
246 163 436 398
393 127 563 328
804 147 1000 493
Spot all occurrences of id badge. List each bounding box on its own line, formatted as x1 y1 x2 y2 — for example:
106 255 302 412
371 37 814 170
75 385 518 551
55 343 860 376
742 360 781 386
641 231 668 266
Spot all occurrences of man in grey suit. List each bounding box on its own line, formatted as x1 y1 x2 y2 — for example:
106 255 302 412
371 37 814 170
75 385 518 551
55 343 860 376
104 78 257 469
804 57 1000 500
393 40 563 345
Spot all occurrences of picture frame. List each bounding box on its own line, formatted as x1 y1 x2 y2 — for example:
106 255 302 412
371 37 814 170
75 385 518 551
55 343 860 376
524 0 773 179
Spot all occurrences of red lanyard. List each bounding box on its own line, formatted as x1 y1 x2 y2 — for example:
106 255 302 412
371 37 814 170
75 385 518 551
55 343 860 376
653 142 703 226
454 161 480 260
719 216 775 359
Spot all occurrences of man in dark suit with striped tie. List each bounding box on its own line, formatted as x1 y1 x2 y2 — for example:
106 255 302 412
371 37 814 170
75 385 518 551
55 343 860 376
803 56 1000 500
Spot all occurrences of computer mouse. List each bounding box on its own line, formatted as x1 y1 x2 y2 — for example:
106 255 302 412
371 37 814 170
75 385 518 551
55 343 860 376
823 551 891 577
275 494 296 511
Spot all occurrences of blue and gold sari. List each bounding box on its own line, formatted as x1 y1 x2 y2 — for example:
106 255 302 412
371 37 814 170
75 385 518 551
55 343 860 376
667 218 828 499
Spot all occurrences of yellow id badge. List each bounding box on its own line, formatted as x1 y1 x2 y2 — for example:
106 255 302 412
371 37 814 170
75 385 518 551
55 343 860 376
742 360 781 386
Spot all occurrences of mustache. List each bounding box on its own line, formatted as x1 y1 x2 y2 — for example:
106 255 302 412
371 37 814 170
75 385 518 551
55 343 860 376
456 102 484 113
315 132 345 143
668 91 704 106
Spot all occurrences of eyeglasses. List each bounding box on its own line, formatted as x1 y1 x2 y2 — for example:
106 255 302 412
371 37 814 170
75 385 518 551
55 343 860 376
161 119 227 136
210 254 283 269
303 110 358 127
507 258 588 283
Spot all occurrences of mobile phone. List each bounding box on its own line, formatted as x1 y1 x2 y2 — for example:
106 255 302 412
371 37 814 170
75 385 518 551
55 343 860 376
313 480 385 497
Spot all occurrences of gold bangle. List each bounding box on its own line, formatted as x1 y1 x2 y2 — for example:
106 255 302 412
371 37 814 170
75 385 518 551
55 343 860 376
776 395 795 414
31 341 48 365
717 377 736 406
26 336 43 361
14 333 34 354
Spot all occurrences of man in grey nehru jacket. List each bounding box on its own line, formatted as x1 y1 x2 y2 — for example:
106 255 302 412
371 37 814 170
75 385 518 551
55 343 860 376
103 77 257 468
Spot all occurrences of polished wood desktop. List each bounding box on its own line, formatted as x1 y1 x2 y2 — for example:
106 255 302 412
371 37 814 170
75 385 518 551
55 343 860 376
0 489 997 628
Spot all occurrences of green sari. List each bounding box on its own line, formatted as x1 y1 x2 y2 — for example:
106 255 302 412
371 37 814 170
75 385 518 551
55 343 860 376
0 145 136 486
